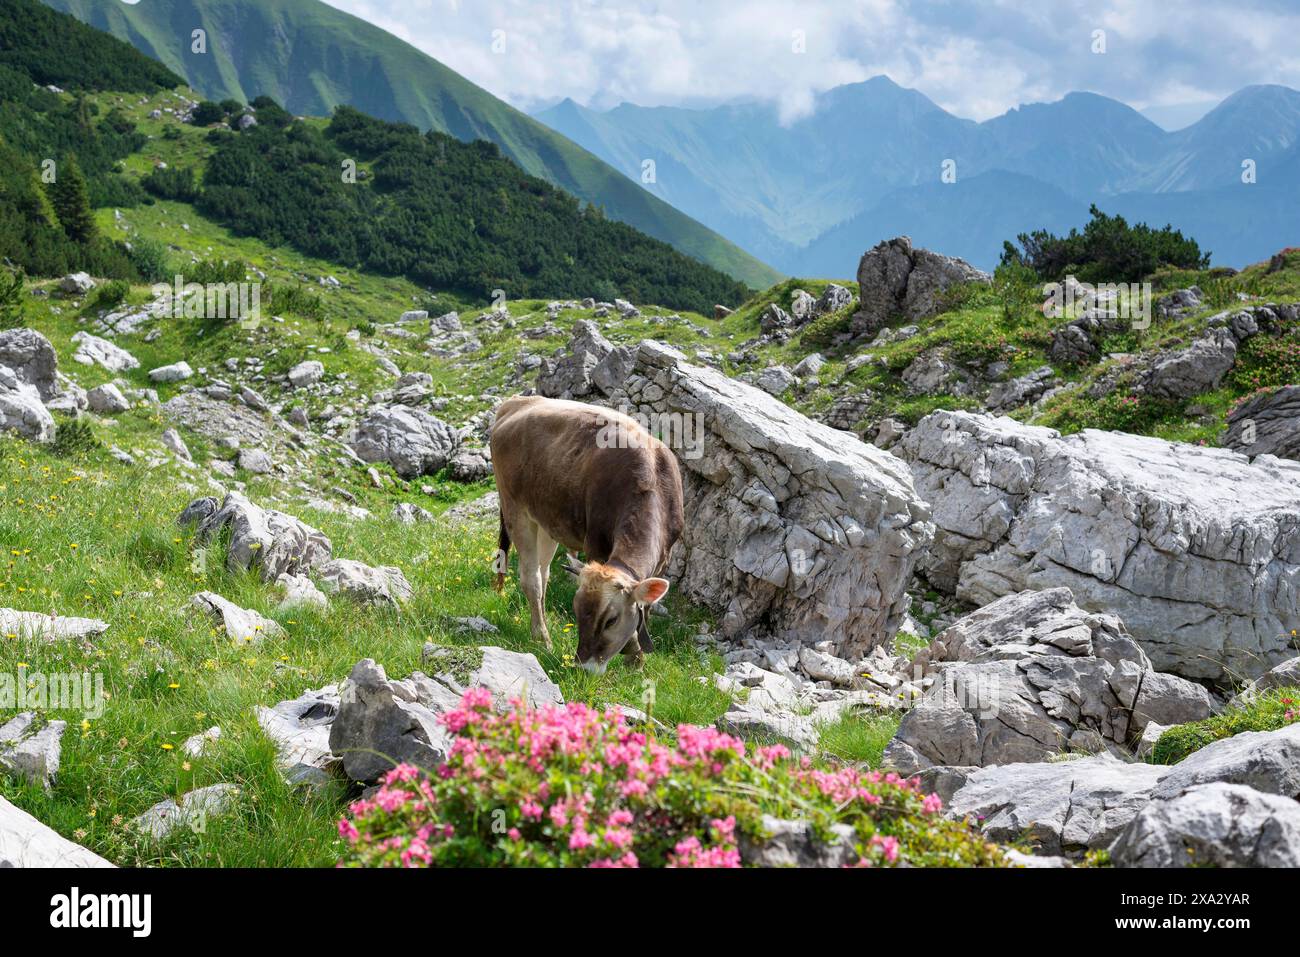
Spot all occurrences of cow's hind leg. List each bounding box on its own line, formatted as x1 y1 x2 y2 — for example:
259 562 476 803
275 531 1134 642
516 521 558 650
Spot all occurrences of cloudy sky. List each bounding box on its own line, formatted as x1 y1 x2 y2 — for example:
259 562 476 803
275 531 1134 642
321 0 1300 125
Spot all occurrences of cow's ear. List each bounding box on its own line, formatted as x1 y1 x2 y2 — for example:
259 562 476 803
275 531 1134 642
632 577 669 605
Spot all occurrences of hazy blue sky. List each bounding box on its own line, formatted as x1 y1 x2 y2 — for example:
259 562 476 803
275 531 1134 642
321 0 1300 123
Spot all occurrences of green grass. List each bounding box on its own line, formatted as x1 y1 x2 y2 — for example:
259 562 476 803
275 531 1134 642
1151 688 1300 765
0 433 732 866
816 712 901 766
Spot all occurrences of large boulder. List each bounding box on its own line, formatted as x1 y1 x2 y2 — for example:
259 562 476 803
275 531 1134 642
1 796 114 867
946 755 1166 856
595 341 932 658
1224 385 1300 462
882 588 1213 772
851 236 989 337
181 492 332 582
1141 327 1238 400
348 405 459 478
1111 782 1300 867
900 410 1300 682
0 328 60 399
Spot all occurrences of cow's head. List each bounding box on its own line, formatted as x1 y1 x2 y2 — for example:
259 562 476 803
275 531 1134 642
573 562 669 673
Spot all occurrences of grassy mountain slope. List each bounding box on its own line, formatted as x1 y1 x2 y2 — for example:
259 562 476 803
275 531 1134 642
42 0 780 289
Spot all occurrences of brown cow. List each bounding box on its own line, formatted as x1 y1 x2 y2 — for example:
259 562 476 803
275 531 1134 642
489 395 685 672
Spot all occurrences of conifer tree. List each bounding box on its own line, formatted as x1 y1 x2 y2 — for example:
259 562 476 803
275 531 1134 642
47 153 97 244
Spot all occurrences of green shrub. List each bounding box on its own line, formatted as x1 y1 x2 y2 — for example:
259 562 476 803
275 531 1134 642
142 165 200 202
190 101 226 126
51 417 99 457
1153 687 1300 765
184 258 246 285
88 278 128 310
992 261 1040 322
1228 334 1300 393
125 237 171 283
1002 204 1209 284
0 267 25 329
1038 389 1186 435
268 282 325 321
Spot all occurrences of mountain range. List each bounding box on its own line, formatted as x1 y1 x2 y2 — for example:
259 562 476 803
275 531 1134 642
45 0 1300 281
536 80 1300 276
43 0 780 289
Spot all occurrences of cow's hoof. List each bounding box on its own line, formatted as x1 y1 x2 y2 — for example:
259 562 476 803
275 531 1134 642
492 573 506 593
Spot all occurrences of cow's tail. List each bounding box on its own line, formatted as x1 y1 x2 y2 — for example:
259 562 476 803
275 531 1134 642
493 511 510 593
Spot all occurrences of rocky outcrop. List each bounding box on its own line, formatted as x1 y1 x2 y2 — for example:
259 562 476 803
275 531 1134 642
536 320 616 398
900 410 1300 682
882 589 1214 772
1224 385 1300 461
1110 782 1300 867
851 236 989 337
348 405 459 479
1230 656 1300 706
1 796 114 867
421 644 563 709
148 360 193 383
181 492 333 583
592 340 932 658
1141 327 1237 399
739 815 857 867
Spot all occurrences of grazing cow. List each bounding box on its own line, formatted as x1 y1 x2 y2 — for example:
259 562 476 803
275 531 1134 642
490 395 685 672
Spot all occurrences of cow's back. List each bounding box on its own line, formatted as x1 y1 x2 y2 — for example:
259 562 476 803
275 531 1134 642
490 396 681 562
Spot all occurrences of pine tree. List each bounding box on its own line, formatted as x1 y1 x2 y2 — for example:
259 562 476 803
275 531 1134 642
47 154 97 244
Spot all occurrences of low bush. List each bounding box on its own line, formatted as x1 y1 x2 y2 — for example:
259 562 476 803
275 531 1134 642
1152 687 1299 765
338 692 1005 868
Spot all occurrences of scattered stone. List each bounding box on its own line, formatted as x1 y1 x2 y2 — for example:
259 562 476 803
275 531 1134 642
0 608 108 641
183 492 332 582
161 428 192 461
391 502 436 525
190 591 285 644
134 784 239 842
288 360 325 388
274 573 328 611
181 726 222 758
255 685 341 787
71 332 139 373
739 814 857 867
0 713 64 790
0 328 60 398
421 644 562 710
317 559 412 606
237 448 273 474
86 383 130 414
148 360 193 383
59 272 95 295
348 405 459 479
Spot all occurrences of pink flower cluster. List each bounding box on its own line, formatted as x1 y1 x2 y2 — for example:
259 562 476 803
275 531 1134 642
338 689 960 868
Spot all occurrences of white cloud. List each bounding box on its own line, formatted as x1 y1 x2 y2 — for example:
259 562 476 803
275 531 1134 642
320 0 1300 120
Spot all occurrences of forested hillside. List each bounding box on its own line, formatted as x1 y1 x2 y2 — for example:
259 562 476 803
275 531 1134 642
191 106 750 310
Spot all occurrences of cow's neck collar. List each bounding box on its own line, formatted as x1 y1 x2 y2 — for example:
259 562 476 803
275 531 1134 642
606 556 642 583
